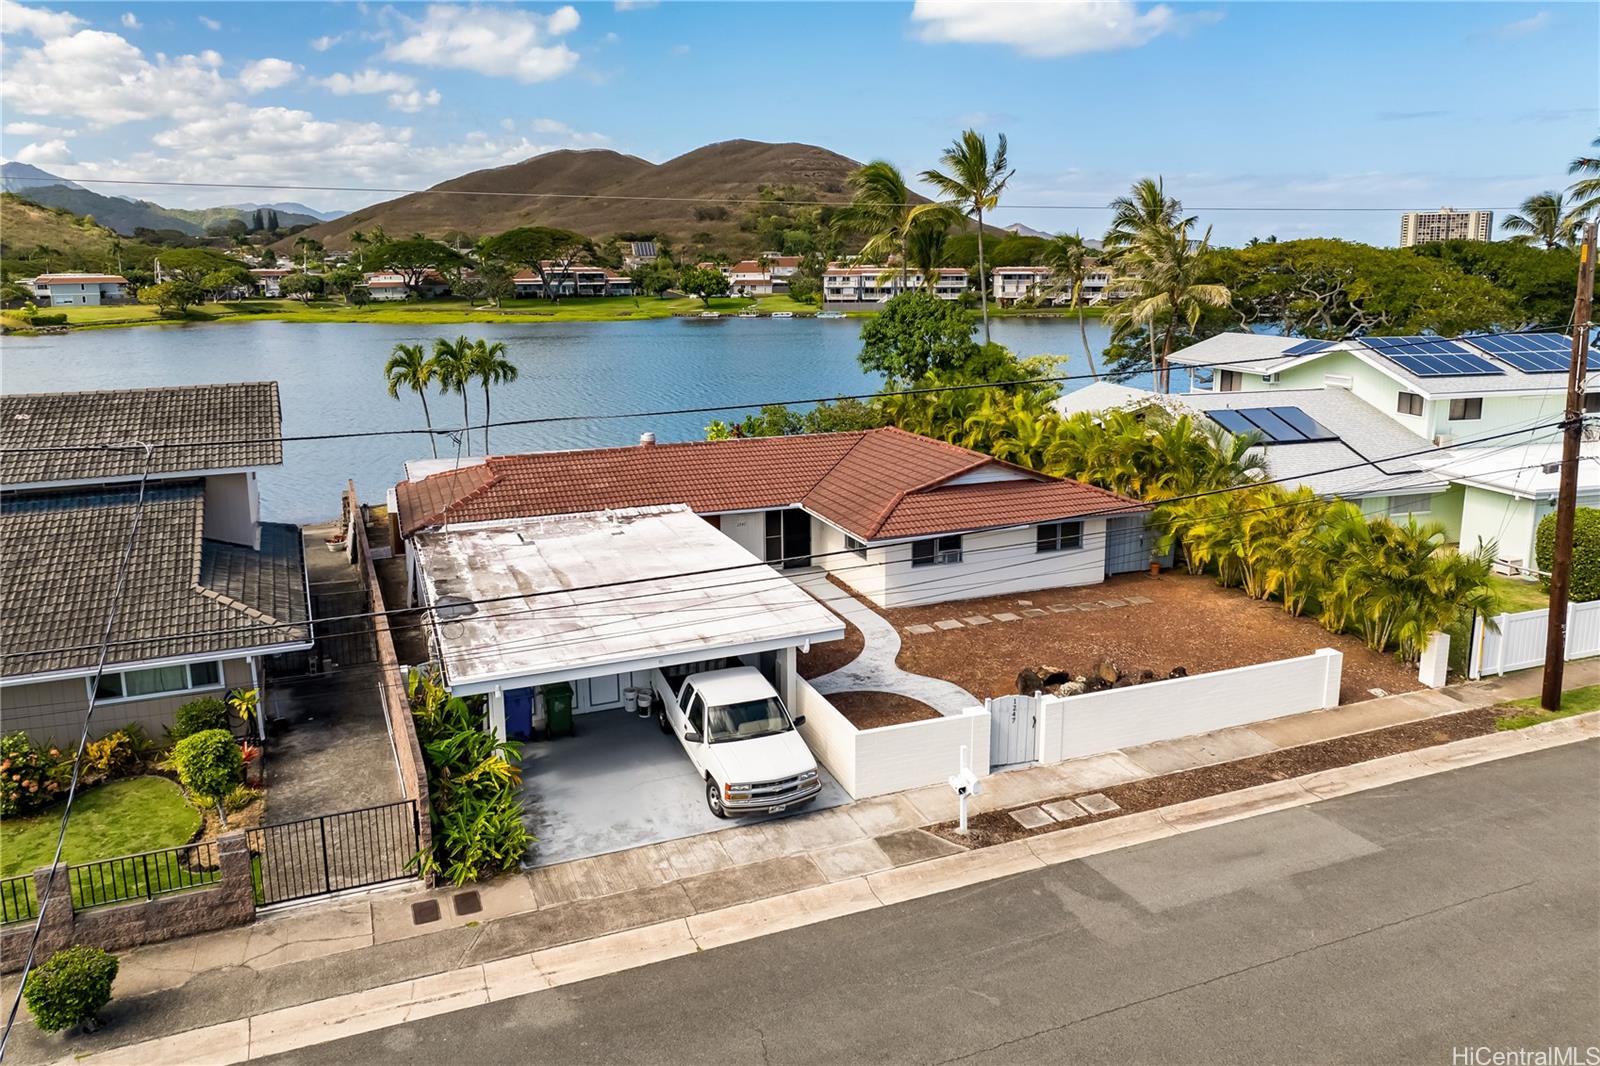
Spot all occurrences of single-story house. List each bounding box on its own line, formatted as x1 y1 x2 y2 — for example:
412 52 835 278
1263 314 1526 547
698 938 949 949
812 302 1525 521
0 383 313 743
394 426 1150 610
31 273 129 307
250 268 293 298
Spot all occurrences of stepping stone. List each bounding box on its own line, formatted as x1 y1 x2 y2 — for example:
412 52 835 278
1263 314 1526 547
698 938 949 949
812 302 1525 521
1099 599 1127 608
1016 599 1033 606
992 612 1022 622
934 619 964 630
1047 604 1078 613
905 624 936 635
1042 799 1088 822
1022 608 1049 618
961 615 992 626
1076 793 1121 815
1125 595 1153 605
1009 806 1055 830
1076 602 1104 611
1369 687 1390 698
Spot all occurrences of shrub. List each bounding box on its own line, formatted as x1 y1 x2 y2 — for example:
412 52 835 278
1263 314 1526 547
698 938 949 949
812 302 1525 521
23 945 119 1033
85 732 137 780
1 733 71 818
222 784 262 813
171 697 230 742
171 729 243 826
28 312 66 325
1535 507 1599 603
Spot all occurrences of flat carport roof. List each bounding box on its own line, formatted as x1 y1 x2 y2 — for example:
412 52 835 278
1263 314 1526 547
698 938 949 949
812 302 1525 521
413 505 845 695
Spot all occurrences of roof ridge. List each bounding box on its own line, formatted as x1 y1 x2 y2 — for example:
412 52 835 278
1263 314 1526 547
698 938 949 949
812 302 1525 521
191 584 285 627
432 460 506 528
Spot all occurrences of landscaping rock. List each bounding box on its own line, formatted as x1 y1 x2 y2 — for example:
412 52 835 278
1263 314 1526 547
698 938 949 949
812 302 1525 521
1138 669 1156 683
1167 666 1189 679
1016 666 1072 694
1093 659 1121 685
1052 680 1087 697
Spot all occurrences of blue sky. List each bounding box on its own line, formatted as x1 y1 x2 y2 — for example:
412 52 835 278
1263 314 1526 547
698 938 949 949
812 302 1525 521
1 0 1594 245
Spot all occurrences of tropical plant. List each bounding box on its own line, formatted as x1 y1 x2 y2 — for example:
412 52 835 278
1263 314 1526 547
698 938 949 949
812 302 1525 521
1568 135 1600 220
384 343 440 459
1106 220 1232 392
678 264 730 304
0 733 70 817
24 945 119 1034
857 289 980 384
227 688 261 738
1501 191 1579 249
1041 232 1099 379
431 335 475 456
915 130 1014 344
171 729 244 827
1103 176 1194 255
464 339 518 453
171 697 230 742
906 217 952 288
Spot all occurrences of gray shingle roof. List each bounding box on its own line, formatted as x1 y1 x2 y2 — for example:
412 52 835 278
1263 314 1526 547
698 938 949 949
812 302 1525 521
1 382 283 487
0 482 309 679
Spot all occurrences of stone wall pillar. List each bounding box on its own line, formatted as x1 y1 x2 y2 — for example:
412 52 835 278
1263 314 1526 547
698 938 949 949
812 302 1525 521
28 863 73 960
216 832 257 918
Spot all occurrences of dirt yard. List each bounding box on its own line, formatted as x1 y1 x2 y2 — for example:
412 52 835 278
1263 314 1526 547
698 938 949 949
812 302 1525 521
797 618 864 680
826 691 942 729
886 571 1422 705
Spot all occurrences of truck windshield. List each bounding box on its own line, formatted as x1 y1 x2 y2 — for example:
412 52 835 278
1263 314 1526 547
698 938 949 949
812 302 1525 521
707 698 791 742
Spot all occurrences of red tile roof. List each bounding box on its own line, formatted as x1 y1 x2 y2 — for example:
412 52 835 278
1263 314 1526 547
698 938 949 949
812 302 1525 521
395 427 1144 541
36 274 127 284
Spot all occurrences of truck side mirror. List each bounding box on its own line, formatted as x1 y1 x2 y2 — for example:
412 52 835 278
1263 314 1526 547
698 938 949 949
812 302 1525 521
791 715 806 727
684 731 702 744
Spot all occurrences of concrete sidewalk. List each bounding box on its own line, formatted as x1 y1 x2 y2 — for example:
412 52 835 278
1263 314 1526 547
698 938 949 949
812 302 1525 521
5 663 1594 1065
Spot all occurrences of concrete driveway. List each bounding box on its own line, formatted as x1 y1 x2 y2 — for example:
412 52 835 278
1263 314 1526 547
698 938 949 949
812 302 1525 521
519 708 850 867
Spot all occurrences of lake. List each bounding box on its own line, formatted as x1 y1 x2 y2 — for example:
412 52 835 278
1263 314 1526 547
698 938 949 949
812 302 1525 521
0 315 1162 523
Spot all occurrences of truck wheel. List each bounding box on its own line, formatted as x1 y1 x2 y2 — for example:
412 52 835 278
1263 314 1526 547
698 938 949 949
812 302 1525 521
656 705 671 734
706 780 729 819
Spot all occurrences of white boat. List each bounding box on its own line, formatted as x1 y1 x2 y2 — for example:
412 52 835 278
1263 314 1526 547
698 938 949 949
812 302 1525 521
696 310 722 319
770 311 794 319
737 310 759 318
816 311 845 319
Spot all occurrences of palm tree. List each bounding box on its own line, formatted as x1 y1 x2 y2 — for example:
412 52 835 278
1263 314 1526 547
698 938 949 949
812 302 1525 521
836 161 954 291
1103 177 1194 255
465 339 518 454
1568 135 1600 220
1106 220 1232 393
905 219 949 289
431 335 475 456
1501 191 1578 249
1041 232 1099 379
383 344 440 459
915 130 1014 343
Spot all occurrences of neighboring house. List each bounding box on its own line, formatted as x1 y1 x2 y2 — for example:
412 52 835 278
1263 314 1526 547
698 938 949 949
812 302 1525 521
823 265 969 304
621 241 658 271
31 273 129 307
250 268 293 298
362 271 451 300
726 256 802 296
992 266 1054 305
512 264 636 298
394 426 1150 611
0 383 313 744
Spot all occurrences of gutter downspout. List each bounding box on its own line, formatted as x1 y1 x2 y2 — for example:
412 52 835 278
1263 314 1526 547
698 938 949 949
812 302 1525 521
249 656 264 742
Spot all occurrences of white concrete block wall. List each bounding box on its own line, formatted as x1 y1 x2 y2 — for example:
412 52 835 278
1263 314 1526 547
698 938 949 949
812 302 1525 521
852 706 991 798
793 677 857 796
1036 649 1343 763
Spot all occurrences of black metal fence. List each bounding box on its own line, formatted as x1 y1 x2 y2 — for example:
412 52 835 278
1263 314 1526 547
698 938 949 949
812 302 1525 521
69 840 224 909
247 800 420 906
0 874 36 925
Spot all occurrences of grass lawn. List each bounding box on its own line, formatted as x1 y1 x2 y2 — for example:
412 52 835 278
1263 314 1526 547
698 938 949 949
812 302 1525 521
1495 684 1600 730
1490 574 1549 613
1 776 201 878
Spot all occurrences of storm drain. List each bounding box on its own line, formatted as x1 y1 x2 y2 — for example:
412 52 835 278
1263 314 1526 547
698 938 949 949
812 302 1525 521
411 899 442 925
452 890 483 916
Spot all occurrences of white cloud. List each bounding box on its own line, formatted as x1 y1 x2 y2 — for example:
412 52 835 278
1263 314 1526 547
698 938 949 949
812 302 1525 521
909 0 1208 57
239 57 298 92
14 138 74 166
387 88 441 112
1497 10 1550 37
198 14 221 30
383 4 580 83
318 68 416 94
309 33 344 51
0 0 82 38
3 120 76 137
1 25 233 126
119 11 139 29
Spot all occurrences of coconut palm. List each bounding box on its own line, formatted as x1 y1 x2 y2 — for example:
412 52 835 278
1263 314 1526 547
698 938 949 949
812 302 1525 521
905 219 950 289
1103 177 1195 255
431 335 475 456
1501 191 1579 249
383 343 440 459
1041 232 1099 379
915 130 1015 343
465 339 518 453
835 161 917 290
1567 135 1600 220
1106 221 1232 393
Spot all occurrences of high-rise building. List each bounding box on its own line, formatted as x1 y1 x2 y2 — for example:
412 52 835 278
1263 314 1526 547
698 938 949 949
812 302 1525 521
1399 207 1494 247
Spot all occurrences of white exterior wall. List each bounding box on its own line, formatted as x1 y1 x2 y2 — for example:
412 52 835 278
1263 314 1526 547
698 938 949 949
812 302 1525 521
43 281 122 306
811 516 888 604
1424 391 1569 446
1035 649 1343 764
713 511 768 560
203 472 261 548
876 520 1108 609
1458 485 1537 566
1262 354 1434 439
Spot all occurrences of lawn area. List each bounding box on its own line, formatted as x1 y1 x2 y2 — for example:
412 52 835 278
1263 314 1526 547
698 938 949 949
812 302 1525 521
1490 574 1549 613
1 776 201 878
1494 684 1600 730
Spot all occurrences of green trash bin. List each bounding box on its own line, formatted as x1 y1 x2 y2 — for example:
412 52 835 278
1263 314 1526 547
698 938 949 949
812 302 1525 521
540 682 574 738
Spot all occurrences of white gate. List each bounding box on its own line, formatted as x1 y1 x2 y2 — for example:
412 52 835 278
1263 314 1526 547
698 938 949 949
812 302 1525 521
1469 601 1600 679
987 694 1039 769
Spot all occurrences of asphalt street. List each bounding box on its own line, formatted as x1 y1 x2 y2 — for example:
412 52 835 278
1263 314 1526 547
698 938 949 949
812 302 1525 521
263 740 1600 1066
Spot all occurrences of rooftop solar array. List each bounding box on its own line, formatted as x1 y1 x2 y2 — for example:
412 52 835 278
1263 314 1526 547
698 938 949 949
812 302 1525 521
1282 339 1335 357
1463 332 1572 374
1206 406 1338 445
1351 336 1504 377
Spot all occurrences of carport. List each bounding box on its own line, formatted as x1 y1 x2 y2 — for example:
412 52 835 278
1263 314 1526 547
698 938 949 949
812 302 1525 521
411 505 849 865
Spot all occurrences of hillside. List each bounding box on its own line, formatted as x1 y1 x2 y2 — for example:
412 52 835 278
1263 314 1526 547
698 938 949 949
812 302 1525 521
0 194 128 265
293 140 872 250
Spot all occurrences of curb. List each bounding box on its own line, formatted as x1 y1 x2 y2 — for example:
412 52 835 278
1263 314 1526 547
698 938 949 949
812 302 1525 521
54 712 1597 1066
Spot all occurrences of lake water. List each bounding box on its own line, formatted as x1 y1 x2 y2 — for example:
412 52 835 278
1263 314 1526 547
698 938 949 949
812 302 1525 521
0 315 1157 523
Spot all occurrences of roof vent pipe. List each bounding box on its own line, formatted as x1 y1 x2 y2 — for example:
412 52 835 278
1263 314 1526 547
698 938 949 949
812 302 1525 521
639 432 656 446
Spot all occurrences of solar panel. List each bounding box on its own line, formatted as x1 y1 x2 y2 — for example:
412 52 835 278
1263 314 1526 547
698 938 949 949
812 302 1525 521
1283 339 1334 356
1207 409 1258 437
1205 406 1338 445
1464 333 1572 373
1386 352 1504 377
1268 407 1337 442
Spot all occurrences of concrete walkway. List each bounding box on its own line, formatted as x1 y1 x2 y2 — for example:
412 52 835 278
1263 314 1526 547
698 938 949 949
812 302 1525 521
795 573 978 713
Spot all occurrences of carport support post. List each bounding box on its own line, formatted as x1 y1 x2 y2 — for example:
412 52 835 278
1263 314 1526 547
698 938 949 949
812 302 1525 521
780 647 798 712
489 686 507 742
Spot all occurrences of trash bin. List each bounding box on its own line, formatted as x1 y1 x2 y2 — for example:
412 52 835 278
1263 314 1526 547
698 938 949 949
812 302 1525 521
626 686 652 718
540 682 574 738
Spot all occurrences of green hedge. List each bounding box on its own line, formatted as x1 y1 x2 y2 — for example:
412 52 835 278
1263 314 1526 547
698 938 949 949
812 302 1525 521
1535 507 1599 602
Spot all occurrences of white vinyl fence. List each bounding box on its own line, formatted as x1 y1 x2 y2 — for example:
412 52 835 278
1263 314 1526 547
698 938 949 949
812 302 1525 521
1469 601 1600 679
794 677 991 799
1035 649 1344 764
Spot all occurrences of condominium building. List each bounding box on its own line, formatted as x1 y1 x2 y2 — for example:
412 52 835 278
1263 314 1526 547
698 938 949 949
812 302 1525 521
822 264 968 303
1399 208 1493 247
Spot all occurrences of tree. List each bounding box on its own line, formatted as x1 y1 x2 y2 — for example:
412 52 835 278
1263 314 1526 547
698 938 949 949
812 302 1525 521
1500 191 1579 249
916 130 1014 344
679 265 730 304
836 161 952 290
1041 232 1099 379
279 272 323 301
385 343 440 459
479 226 591 300
432 335 475 455
291 236 324 272
906 219 950 289
324 264 363 304
1536 507 1599 602
465 339 518 453
153 247 235 283
629 258 677 298
138 280 202 315
368 237 464 295
857 289 980 383
1104 177 1194 254
1568 135 1600 220
172 728 243 827
1107 220 1232 391
200 265 251 301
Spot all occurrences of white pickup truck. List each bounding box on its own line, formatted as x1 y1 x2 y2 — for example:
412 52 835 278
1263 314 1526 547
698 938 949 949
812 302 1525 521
650 665 822 818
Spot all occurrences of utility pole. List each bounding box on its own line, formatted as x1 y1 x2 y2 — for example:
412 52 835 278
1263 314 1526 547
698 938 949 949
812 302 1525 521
1540 220 1596 712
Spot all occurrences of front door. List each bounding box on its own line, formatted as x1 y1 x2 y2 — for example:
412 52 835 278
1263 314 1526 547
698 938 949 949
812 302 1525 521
781 510 812 568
